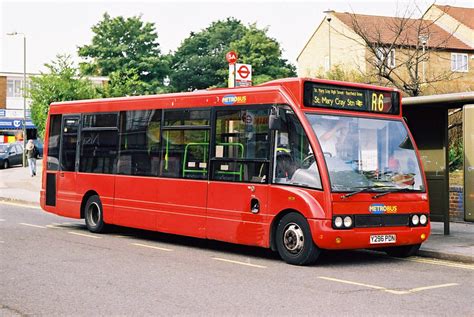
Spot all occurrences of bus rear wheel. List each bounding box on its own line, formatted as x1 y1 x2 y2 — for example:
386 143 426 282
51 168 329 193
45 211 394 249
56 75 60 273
276 213 320 265
384 244 421 257
84 195 107 233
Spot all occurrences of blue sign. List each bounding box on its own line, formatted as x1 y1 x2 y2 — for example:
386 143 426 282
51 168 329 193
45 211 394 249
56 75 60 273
0 118 36 129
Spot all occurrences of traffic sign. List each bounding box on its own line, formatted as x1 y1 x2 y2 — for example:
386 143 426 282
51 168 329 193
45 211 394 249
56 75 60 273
235 63 252 81
226 51 238 64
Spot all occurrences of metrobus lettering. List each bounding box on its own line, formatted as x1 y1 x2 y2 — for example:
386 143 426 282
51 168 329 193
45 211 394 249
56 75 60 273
369 204 398 214
222 94 247 105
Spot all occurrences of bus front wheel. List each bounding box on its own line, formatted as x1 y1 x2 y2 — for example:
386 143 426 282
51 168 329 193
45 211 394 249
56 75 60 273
276 213 320 265
84 195 106 233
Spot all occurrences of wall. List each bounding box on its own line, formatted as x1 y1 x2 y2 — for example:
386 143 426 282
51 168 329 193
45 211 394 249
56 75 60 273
449 186 464 221
297 17 367 77
0 76 6 109
364 47 474 95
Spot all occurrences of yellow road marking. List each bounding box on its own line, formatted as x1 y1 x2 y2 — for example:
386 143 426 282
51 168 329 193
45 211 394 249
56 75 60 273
0 201 41 209
405 256 474 270
132 243 173 252
19 222 46 229
68 231 101 239
212 257 267 269
318 276 458 295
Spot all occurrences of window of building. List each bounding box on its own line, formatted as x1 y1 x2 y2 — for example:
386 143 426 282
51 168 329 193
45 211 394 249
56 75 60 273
375 48 396 68
451 53 468 72
118 110 161 176
7 79 24 98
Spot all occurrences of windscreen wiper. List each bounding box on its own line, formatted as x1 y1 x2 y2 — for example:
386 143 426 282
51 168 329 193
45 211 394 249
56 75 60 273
340 185 395 199
372 187 411 199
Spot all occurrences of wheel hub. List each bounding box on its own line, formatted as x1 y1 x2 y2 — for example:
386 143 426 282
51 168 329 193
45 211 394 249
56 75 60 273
283 223 304 254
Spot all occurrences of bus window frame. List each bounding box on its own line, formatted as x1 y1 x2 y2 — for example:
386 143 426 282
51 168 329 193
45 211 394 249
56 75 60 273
209 104 274 185
79 112 120 175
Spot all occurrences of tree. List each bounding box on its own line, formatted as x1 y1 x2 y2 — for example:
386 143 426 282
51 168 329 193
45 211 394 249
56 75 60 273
78 13 168 95
339 7 464 96
170 18 247 91
170 18 296 91
230 24 296 85
28 55 98 137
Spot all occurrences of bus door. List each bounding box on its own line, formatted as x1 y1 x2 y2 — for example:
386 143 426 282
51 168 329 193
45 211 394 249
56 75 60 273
56 115 81 218
206 107 271 247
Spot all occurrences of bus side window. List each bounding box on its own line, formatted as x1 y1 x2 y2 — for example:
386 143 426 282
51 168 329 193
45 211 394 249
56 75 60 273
160 109 210 179
117 110 161 177
211 108 270 183
79 113 119 174
274 108 322 189
47 114 62 171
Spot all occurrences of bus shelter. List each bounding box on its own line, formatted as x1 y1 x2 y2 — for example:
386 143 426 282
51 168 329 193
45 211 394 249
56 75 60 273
403 92 474 234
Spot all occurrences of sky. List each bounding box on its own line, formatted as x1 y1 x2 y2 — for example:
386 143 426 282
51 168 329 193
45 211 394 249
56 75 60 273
1 0 472 74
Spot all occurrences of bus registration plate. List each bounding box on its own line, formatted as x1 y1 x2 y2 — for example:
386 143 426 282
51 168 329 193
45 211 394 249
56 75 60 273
370 234 396 244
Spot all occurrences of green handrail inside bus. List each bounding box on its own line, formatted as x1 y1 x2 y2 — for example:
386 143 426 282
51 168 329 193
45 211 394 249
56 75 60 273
182 142 245 180
182 142 209 177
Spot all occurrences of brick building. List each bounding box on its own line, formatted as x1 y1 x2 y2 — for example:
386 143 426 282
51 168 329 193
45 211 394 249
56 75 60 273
297 4 474 95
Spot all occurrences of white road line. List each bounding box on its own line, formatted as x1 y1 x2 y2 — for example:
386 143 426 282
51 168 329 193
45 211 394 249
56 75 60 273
408 283 459 293
212 257 267 269
68 231 102 239
318 276 459 295
0 219 6 221
131 243 173 252
46 224 63 229
0 201 41 209
19 223 47 229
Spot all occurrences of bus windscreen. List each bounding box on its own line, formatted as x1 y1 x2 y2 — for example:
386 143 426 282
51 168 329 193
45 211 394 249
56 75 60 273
303 82 400 115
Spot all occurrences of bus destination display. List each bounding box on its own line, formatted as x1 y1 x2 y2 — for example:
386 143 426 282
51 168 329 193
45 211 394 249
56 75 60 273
304 82 399 114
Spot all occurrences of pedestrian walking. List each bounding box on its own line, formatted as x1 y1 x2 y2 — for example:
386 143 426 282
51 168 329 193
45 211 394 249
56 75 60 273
25 139 39 177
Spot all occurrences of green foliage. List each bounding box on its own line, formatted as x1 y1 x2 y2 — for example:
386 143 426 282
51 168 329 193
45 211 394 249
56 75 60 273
170 18 296 91
28 55 98 138
78 13 168 95
231 24 296 85
449 141 463 172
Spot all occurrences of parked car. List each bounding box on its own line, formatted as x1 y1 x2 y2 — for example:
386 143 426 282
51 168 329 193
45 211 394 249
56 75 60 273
33 139 44 158
0 143 24 169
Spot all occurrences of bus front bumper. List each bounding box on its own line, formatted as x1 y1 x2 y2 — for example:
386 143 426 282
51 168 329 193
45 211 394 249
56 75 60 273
308 219 430 250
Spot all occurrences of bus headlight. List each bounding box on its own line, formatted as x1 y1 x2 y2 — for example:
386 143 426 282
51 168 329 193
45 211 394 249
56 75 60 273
420 214 428 225
334 217 343 228
343 216 353 228
411 214 420 226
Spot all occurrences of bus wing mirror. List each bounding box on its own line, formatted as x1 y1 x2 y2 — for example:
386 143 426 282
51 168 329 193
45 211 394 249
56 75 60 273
269 107 281 130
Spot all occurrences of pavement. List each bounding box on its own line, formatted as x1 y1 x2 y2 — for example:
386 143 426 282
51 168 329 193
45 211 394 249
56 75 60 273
1 160 472 264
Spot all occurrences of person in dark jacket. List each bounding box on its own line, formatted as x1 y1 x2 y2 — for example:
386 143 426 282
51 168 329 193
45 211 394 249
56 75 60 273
25 139 39 176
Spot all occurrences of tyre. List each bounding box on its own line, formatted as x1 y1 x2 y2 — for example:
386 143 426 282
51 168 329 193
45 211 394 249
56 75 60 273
275 212 321 265
84 195 107 233
3 160 9 169
385 243 421 257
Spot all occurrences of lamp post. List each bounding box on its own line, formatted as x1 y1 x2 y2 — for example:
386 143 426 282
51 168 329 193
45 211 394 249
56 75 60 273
419 34 428 84
6 32 27 167
323 10 335 71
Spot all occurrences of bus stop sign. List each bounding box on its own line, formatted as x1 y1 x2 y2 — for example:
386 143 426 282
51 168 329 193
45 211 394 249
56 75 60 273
235 63 252 87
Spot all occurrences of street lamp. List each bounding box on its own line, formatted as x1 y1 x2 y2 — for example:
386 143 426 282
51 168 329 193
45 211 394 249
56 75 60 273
419 34 429 84
323 10 335 71
6 31 27 167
